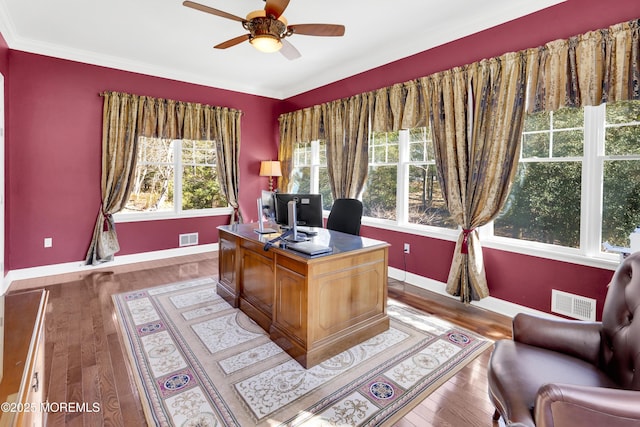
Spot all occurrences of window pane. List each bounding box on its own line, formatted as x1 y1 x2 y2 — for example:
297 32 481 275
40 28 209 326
126 164 175 212
523 111 550 132
606 126 640 156
318 166 333 210
494 162 581 247
362 165 397 220
606 100 640 125
125 137 175 212
605 100 640 156
409 127 432 162
407 164 455 228
522 132 549 158
553 107 583 129
602 161 640 247
522 108 583 159
370 131 399 163
182 165 225 209
291 167 311 193
552 129 583 157
319 141 327 165
181 140 223 210
294 142 312 166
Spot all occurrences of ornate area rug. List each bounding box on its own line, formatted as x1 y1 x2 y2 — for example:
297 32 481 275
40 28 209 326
113 277 491 426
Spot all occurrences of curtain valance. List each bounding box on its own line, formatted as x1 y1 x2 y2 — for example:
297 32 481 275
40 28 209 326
102 91 243 141
527 19 640 112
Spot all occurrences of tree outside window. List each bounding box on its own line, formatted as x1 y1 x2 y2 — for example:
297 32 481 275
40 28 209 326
494 108 584 247
122 137 226 215
602 100 640 247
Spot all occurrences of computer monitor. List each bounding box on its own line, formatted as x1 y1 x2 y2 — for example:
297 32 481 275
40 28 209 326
273 193 323 227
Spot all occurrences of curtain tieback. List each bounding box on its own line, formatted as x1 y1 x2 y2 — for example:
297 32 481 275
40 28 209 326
461 228 475 254
101 205 112 232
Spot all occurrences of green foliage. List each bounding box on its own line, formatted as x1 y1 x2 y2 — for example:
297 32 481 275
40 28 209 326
182 166 226 209
495 162 581 247
362 165 397 220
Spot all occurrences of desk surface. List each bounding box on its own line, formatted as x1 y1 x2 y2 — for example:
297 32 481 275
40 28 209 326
218 223 388 258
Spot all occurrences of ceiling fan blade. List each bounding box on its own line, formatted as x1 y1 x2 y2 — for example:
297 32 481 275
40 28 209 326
288 24 345 37
183 1 245 23
214 34 250 49
264 0 290 19
280 39 301 60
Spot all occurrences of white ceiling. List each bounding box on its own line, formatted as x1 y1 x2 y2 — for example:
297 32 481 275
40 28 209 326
0 0 564 99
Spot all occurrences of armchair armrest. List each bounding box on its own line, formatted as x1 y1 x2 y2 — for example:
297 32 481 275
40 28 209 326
512 313 602 364
535 383 640 427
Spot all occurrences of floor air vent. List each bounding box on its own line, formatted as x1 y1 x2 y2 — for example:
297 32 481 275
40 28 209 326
179 232 198 247
551 289 596 321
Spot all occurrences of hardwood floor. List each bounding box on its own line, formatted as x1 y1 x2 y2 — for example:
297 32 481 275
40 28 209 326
7 252 512 426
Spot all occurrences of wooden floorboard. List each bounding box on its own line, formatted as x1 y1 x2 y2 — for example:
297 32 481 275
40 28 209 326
7 252 511 426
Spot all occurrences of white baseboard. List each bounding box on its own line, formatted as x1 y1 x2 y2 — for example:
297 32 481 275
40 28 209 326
2 243 219 295
388 266 558 320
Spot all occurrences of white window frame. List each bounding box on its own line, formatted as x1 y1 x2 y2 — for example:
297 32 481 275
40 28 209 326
115 138 232 223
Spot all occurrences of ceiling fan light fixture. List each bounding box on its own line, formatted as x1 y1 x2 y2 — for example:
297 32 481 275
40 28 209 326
250 34 283 53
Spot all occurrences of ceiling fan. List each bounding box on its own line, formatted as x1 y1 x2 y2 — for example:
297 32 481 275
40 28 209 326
182 0 345 60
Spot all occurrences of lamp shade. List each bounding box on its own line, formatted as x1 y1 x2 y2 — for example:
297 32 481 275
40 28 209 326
259 160 282 177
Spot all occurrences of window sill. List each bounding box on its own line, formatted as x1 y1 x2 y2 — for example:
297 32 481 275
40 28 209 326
362 219 620 272
114 207 233 223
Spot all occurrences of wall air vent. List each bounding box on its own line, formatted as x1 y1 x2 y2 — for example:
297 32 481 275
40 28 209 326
551 289 596 321
179 232 198 247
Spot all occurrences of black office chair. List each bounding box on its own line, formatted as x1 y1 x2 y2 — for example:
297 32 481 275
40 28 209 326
326 198 363 235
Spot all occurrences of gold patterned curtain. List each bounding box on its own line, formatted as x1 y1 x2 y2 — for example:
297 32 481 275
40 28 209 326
86 91 242 265
423 52 529 303
528 19 640 112
372 80 426 132
322 93 372 199
212 107 243 224
85 92 139 266
277 105 322 192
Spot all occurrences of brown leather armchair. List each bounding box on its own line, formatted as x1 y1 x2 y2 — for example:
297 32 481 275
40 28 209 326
487 251 640 427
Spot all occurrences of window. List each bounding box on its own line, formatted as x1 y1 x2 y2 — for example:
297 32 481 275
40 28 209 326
363 131 399 220
405 127 455 229
361 127 454 229
290 127 454 230
494 108 584 247
291 140 333 210
602 100 640 247
120 136 227 217
491 100 640 260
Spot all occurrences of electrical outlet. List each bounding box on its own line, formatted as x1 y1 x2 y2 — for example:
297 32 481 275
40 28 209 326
404 243 410 254
44 237 53 248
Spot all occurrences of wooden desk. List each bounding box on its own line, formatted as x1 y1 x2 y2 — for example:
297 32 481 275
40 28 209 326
217 223 390 368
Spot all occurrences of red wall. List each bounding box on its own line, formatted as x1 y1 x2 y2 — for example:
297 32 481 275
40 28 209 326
7 52 282 269
285 0 640 318
0 33 9 275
